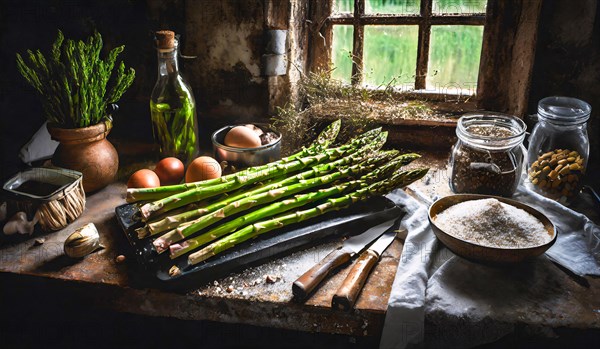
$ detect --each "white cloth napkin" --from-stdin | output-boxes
[379,186,600,349]
[19,121,59,164]
[514,185,600,276]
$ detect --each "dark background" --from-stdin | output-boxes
[0,0,187,180]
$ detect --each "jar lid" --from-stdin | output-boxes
[456,112,526,151]
[538,96,591,125]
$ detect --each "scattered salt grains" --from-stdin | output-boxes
[434,198,551,248]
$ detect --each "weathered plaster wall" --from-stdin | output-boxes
[528,0,600,185]
[184,0,268,128]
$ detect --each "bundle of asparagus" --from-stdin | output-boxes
[16,30,135,128]
[126,121,428,271]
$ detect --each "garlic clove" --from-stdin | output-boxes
[64,223,101,258]
[3,220,19,235]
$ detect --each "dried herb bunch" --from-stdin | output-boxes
[272,70,434,155]
[16,30,135,128]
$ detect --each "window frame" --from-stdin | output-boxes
[329,0,485,90]
[306,0,542,116]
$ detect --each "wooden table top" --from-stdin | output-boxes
[1,150,599,340]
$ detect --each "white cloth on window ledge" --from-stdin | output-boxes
[379,186,600,349]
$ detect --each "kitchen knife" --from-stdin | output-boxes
[331,229,397,311]
[292,218,398,300]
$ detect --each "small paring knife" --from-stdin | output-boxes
[331,230,397,311]
[292,218,398,301]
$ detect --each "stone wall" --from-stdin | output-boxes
[184,0,267,129]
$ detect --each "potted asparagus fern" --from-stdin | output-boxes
[16,30,135,192]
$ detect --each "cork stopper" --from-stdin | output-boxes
[156,30,175,49]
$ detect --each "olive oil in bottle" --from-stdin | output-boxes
[150,30,200,164]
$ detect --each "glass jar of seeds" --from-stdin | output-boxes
[449,113,527,197]
[527,96,591,203]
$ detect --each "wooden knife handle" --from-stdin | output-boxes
[331,250,379,311]
[292,248,352,300]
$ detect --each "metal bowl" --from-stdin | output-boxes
[428,194,557,264]
[212,124,282,170]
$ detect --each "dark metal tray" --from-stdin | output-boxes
[115,196,402,290]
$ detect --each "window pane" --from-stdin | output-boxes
[366,0,420,14]
[332,25,354,84]
[433,0,487,14]
[364,26,418,88]
[426,25,483,93]
[334,0,354,13]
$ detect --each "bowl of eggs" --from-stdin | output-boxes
[212,123,282,170]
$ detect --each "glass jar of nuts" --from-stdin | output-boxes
[449,113,527,197]
[527,96,591,203]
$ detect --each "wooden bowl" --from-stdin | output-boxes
[428,194,557,264]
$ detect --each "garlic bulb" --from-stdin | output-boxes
[64,223,101,258]
[3,211,38,235]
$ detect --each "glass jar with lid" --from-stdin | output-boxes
[449,113,527,197]
[526,96,591,202]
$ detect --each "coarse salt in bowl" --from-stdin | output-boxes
[428,194,557,264]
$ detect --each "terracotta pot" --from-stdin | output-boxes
[47,122,118,193]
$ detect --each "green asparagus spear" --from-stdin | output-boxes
[139,131,388,220]
[125,121,377,203]
[152,147,405,253]
[143,144,408,238]
[185,168,429,265]
[168,153,421,258]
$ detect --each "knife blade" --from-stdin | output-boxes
[331,230,397,311]
[292,218,398,300]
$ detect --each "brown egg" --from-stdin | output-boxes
[154,157,185,185]
[127,169,160,188]
[186,156,222,183]
[224,126,262,148]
